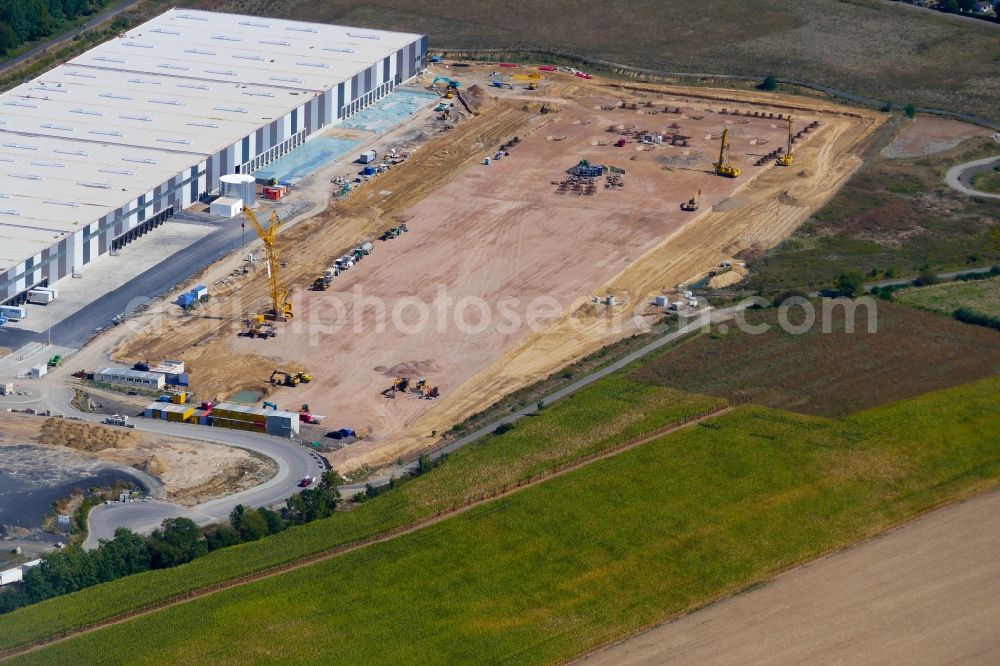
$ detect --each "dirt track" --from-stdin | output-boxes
[581,488,1000,665]
[115,70,883,471]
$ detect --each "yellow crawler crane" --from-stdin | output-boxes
[245,207,293,321]
[777,115,794,166]
[714,128,741,178]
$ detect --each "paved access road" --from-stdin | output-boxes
[82,420,327,549]
[945,155,1000,201]
[0,0,142,76]
[27,384,326,549]
[581,490,1000,665]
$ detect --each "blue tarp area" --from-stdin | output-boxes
[253,137,361,185]
[342,88,439,133]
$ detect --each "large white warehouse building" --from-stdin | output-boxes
[0,9,427,304]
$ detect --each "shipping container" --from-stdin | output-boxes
[27,290,55,305]
[359,149,377,164]
[0,305,28,320]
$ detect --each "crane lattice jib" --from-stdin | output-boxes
[244,208,289,317]
[717,128,729,168]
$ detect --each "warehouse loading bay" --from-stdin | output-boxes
[87,63,880,473]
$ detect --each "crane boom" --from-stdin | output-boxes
[244,207,292,321]
[714,128,741,178]
[777,115,795,166]
[717,128,728,168]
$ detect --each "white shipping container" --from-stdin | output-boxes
[27,290,55,305]
[30,365,47,378]
[359,149,377,163]
[654,295,669,307]
[0,305,27,320]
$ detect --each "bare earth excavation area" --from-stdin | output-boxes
[115,68,882,471]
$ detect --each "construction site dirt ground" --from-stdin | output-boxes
[0,413,276,507]
[113,67,884,472]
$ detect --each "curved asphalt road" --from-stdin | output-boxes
[17,382,325,549]
[945,155,1000,201]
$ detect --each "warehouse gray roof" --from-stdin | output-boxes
[0,8,423,268]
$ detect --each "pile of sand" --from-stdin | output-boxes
[38,418,136,452]
[376,359,442,377]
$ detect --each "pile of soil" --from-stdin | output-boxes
[38,418,136,453]
[376,359,441,377]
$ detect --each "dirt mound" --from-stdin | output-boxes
[777,191,800,206]
[378,360,441,377]
[146,454,170,476]
[38,418,136,452]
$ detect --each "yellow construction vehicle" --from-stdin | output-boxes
[528,81,538,90]
[713,128,741,178]
[776,116,794,167]
[681,189,701,211]
[295,372,312,384]
[270,369,299,387]
[244,208,293,321]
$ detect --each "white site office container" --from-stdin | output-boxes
[30,365,47,378]
[27,289,55,305]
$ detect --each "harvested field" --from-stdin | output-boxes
[116,71,880,471]
[583,487,1000,666]
[630,300,1000,417]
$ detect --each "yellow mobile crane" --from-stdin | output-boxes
[245,208,293,322]
[714,128,741,178]
[777,116,794,166]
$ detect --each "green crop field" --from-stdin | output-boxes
[182,0,1000,121]
[746,137,1000,293]
[10,376,1000,664]
[896,275,1000,318]
[0,378,720,653]
[631,300,1000,417]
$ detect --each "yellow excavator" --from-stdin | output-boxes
[714,128,741,178]
[244,207,293,322]
[681,189,701,211]
[777,116,794,167]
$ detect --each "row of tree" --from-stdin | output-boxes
[0,470,344,614]
[0,0,111,57]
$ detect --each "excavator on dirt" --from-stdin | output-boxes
[269,371,311,386]
[681,189,701,211]
[713,128,741,178]
[776,116,795,167]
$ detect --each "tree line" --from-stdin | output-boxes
[0,0,112,57]
[0,470,344,614]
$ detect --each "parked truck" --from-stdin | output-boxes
[27,288,57,305]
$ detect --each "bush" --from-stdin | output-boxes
[758,75,778,91]
[913,269,939,287]
[493,422,513,436]
[904,103,917,118]
[954,308,1000,331]
[834,271,865,297]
